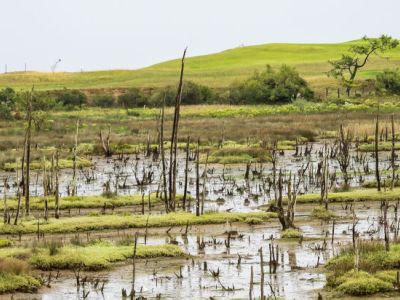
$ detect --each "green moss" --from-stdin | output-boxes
[296,188,400,204]
[0,273,41,294]
[311,206,337,221]
[0,211,276,235]
[358,142,400,152]
[0,193,187,211]
[29,243,185,271]
[335,270,393,296]
[3,156,92,171]
[0,239,12,248]
[281,229,303,239]
[244,217,263,225]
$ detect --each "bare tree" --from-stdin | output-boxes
[168,48,187,210]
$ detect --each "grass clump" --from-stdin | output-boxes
[325,241,400,295]
[296,188,400,204]
[0,258,40,294]
[311,206,337,221]
[244,217,263,225]
[281,228,303,239]
[3,156,92,171]
[0,239,12,248]
[0,193,179,211]
[205,146,271,164]
[29,242,185,271]
[335,270,393,296]
[0,211,276,235]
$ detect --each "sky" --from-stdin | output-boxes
[0,0,399,72]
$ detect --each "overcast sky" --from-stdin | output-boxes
[0,0,399,72]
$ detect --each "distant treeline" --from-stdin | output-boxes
[1,65,400,119]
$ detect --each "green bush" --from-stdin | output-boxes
[228,65,314,104]
[376,69,400,95]
[151,81,215,106]
[0,87,18,119]
[56,89,87,108]
[118,88,148,108]
[92,94,115,107]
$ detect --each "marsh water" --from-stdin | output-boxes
[1,142,398,299]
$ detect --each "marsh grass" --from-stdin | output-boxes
[326,241,400,295]
[311,206,337,221]
[0,258,40,294]
[0,211,276,235]
[281,229,303,239]
[0,193,185,211]
[295,188,400,204]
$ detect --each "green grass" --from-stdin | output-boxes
[295,188,400,204]
[0,239,12,248]
[333,270,393,296]
[204,146,271,164]
[2,156,93,171]
[0,273,40,294]
[0,241,185,271]
[325,242,400,295]
[0,193,181,211]
[311,206,337,221]
[2,40,400,91]
[281,228,303,239]
[0,211,276,235]
[358,142,400,152]
[0,258,41,294]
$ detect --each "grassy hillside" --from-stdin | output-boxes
[1,40,400,91]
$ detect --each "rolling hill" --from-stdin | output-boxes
[1,40,400,92]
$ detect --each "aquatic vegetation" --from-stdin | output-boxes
[311,206,337,221]
[281,228,303,239]
[0,258,40,294]
[296,188,400,203]
[334,270,393,296]
[29,242,185,271]
[0,239,12,248]
[0,211,276,235]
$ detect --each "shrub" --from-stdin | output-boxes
[228,65,314,104]
[92,94,115,107]
[118,88,148,108]
[56,89,87,108]
[376,69,400,95]
[0,87,18,119]
[150,81,215,106]
[32,94,57,111]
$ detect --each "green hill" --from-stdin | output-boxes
[1,40,399,92]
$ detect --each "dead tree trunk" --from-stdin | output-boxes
[71,120,79,196]
[182,136,190,210]
[25,88,33,216]
[14,168,21,225]
[160,99,168,212]
[55,150,60,219]
[375,115,381,191]
[391,114,396,190]
[195,139,200,217]
[3,178,8,224]
[99,125,112,157]
[168,48,187,211]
